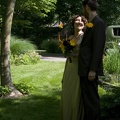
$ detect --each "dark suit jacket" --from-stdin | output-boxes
[78,15,106,76]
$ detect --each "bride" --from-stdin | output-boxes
[60,15,87,120]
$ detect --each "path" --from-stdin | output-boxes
[40,55,66,62]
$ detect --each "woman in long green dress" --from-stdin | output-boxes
[60,15,87,120]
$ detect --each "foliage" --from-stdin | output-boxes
[0,86,10,96]
[0,0,6,25]
[15,0,57,17]
[0,0,57,22]
[0,83,34,96]
[14,83,35,94]
[10,52,40,65]
[10,36,37,55]
[98,0,120,25]
[103,41,120,74]
[56,0,82,23]
[100,86,120,119]
[0,0,57,42]
[98,85,106,97]
[41,39,61,53]
[99,68,120,119]
[1,0,120,51]
[13,0,57,35]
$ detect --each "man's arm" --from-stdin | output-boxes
[88,19,106,80]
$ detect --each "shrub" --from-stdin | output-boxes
[100,87,120,119]
[0,86,10,96]
[10,36,40,65]
[10,52,40,65]
[14,83,35,94]
[10,36,37,55]
[99,71,120,119]
[104,41,120,74]
[0,83,34,96]
[41,39,61,53]
[98,85,106,97]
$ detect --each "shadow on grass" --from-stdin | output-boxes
[0,94,61,120]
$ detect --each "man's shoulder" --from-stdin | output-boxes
[93,16,105,27]
[95,16,104,23]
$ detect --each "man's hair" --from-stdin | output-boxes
[82,0,98,11]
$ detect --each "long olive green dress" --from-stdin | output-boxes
[60,35,84,120]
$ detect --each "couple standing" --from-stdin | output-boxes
[60,0,106,120]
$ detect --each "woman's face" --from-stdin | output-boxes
[74,16,84,31]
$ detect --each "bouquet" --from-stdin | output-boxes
[58,22,76,62]
[59,36,76,63]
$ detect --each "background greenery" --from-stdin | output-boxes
[1,0,120,50]
[10,36,40,65]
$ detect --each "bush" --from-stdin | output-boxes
[10,36,37,55]
[14,83,35,94]
[10,52,40,65]
[0,86,10,96]
[100,87,120,119]
[0,83,34,96]
[10,36,40,65]
[104,41,120,74]
[99,73,120,119]
[98,85,106,97]
[41,39,61,53]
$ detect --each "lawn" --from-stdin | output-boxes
[0,60,120,120]
[0,61,65,120]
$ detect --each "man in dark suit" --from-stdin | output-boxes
[78,0,106,120]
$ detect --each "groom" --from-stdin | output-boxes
[78,0,106,120]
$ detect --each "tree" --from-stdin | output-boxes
[0,0,57,38]
[11,0,57,43]
[56,0,120,26]
[56,0,82,23]
[98,0,120,26]
[0,0,57,97]
[0,0,22,97]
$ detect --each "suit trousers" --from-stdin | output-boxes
[80,76,101,120]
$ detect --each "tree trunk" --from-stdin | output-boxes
[0,0,22,98]
[1,0,16,89]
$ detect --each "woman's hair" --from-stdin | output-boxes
[70,15,87,34]
[64,15,87,36]
[82,0,98,11]
[71,15,87,27]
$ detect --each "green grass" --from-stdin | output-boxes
[1,60,119,120]
[0,61,65,120]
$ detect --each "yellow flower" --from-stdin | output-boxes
[59,41,65,52]
[59,23,63,28]
[86,22,93,28]
[70,39,76,46]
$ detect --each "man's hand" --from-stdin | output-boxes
[88,71,96,81]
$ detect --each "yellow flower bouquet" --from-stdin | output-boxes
[59,37,76,62]
[59,38,76,53]
[58,23,76,62]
